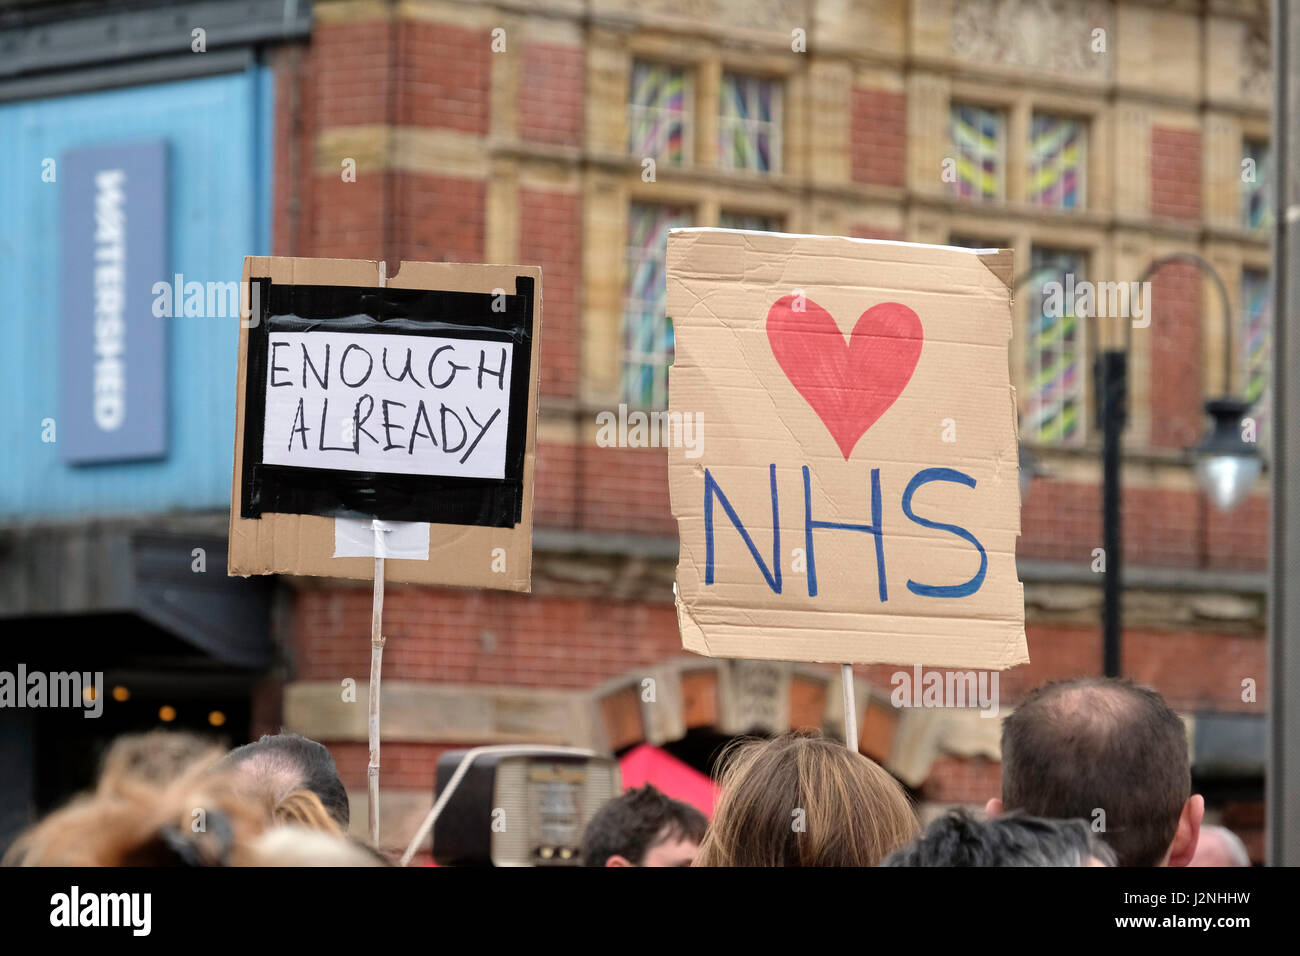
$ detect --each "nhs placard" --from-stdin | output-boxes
[59,140,169,464]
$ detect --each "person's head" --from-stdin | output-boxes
[882,809,1117,867]
[1188,825,1250,867]
[989,677,1202,867]
[581,785,707,867]
[693,731,920,867]
[3,733,270,867]
[217,733,350,830]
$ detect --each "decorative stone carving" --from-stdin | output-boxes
[951,0,1113,79]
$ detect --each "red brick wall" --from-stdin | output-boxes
[308,174,389,259]
[293,589,680,688]
[398,22,490,133]
[851,224,905,241]
[1020,479,1268,571]
[394,172,486,263]
[1148,260,1205,450]
[533,443,675,535]
[861,623,1267,714]
[518,43,585,145]
[313,20,394,127]
[850,88,906,187]
[520,189,582,397]
[1150,126,1202,220]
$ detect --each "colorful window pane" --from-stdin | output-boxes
[628,62,690,166]
[718,211,781,232]
[719,73,782,173]
[622,203,693,408]
[1026,247,1087,446]
[1241,268,1272,449]
[949,104,1005,202]
[1028,113,1086,210]
[1242,140,1273,231]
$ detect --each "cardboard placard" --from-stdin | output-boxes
[666,230,1027,669]
[228,257,540,591]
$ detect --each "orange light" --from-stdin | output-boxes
[82,686,96,702]
[208,710,227,727]
[112,686,130,702]
[158,705,176,722]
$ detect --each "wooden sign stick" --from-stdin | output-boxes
[841,663,858,752]
[367,261,389,847]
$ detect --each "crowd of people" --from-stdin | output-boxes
[0,675,1251,867]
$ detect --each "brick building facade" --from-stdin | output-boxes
[256,0,1272,859]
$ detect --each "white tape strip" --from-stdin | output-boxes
[333,518,430,559]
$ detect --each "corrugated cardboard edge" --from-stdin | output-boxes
[227,256,541,592]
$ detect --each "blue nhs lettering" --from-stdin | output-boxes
[702,465,988,601]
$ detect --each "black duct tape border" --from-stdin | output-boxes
[239,275,535,529]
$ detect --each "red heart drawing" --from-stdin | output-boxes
[766,295,923,460]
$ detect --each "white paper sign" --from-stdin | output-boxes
[261,331,513,480]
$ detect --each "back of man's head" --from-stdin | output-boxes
[580,785,708,867]
[998,677,1194,867]
[882,809,1116,867]
[218,733,350,829]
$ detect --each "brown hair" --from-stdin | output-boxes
[693,731,919,867]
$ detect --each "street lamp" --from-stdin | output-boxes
[1133,253,1262,515]
[1195,398,1263,511]
[1015,254,1260,678]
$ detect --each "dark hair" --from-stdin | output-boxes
[1000,677,1190,867]
[218,733,350,828]
[882,809,1117,867]
[580,785,707,866]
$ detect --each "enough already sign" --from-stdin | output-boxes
[229,257,541,591]
[666,230,1027,670]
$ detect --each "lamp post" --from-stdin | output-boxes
[1094,253,1262,677]
[1014,255,1260,678]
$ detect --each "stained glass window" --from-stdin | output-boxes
[718,211,781,232]
[1028,113,1086,210]
[719,73,781,173]
[1242,140,1273,231]
[628,62,691,166]
[1025,247,1087,445]
[949,104,1005,202]
[1241,268,1272,449]
[622,203,693,408]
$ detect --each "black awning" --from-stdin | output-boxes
[0,520,274,669]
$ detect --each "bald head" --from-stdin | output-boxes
[1189,825,1250,867]
[218,733,349,828]
[1000,678,1192,867]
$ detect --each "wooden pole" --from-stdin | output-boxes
[841,663,858,752]
[368,519,386,846]
[367,261,389,847]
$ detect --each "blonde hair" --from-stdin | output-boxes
[694,731,920,867]
[3,733,269,867]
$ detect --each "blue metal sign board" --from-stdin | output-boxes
[59,139,169,464]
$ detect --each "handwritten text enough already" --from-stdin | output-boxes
[260,331,513,481]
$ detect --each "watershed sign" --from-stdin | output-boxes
[59,140,169,464]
